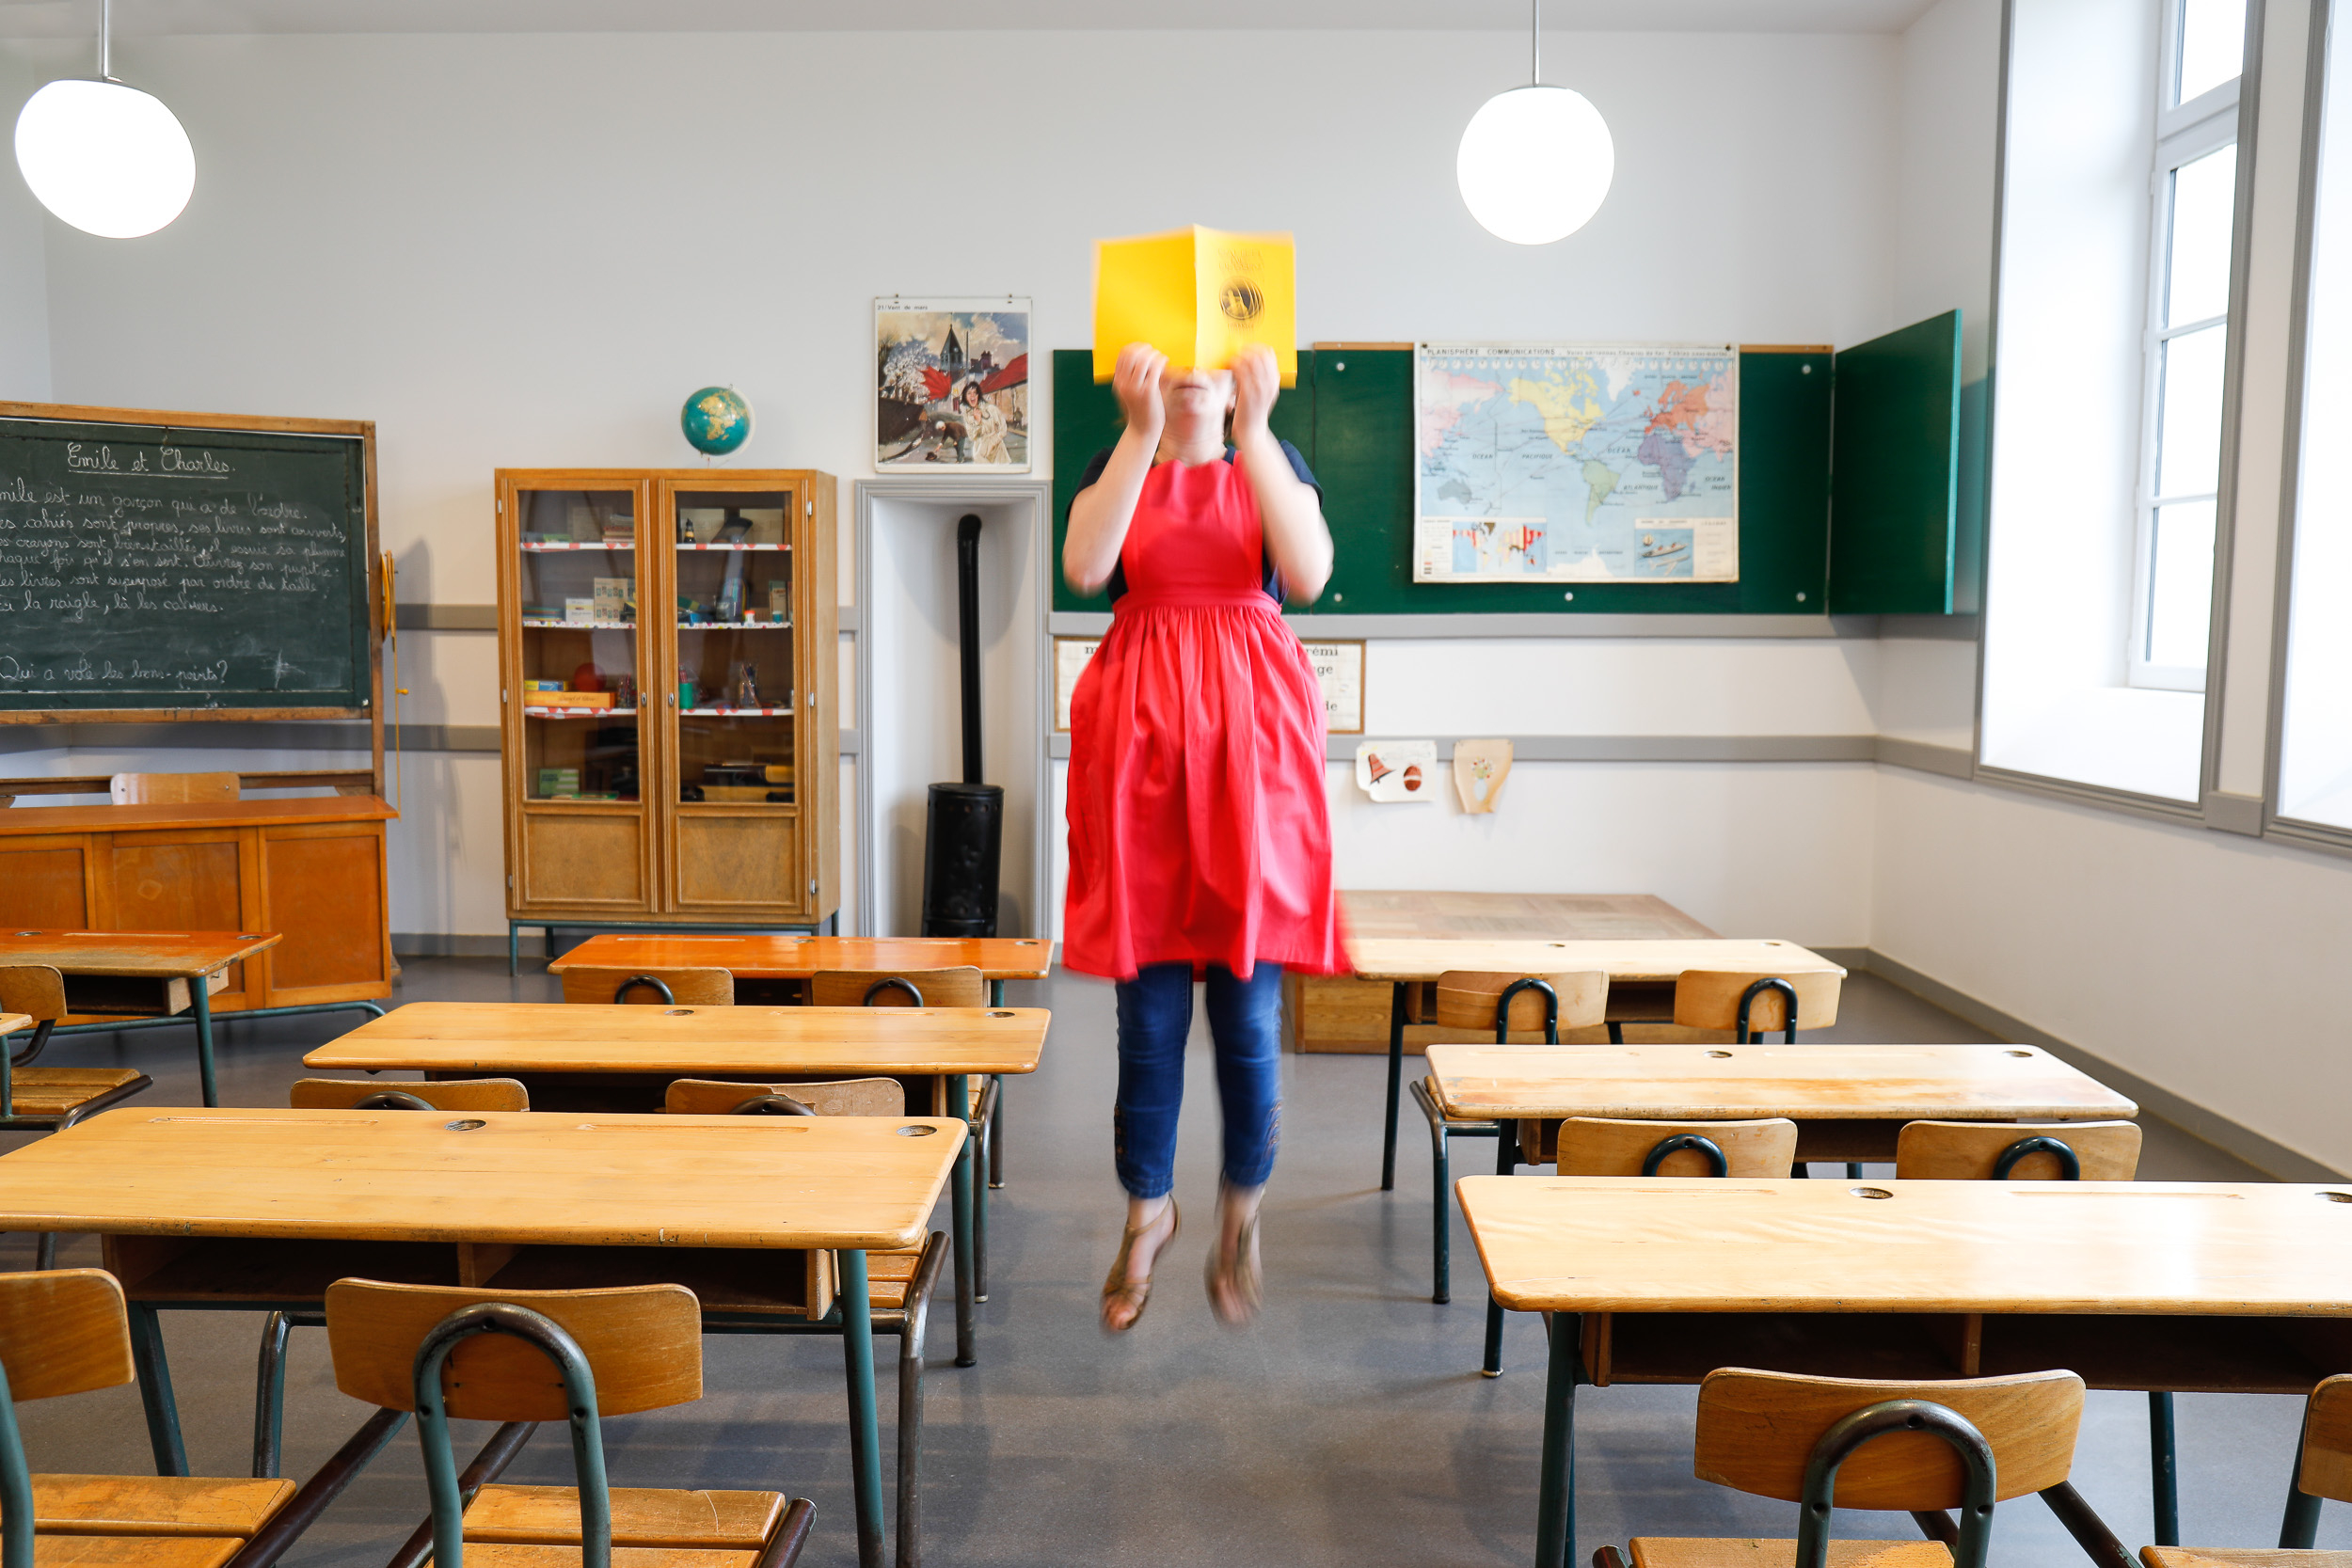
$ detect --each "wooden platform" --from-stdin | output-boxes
[1291,892,1718,1054]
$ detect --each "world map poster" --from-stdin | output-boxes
[1412,342,1739,584]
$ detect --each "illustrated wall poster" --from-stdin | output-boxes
[1355,739,1437,803]
[1452,738,1514,814]
[1413,342,1739,584]
[876,296,1031,472]
[1298,640,1364,734]
[1052,637,1099,731]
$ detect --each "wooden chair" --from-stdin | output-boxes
[557,966,735,1006]
[291,1078,531,1114]
[109,772,238,806]
[0,1268,402,1568]
[1673,969,1844,1042]
[1895,1116,2169,1545]
[322,1279,815,1568]
[1481,1116,1796,1380]
[1406,971,1609,1307]
[2177,1373,2352,1565]
[664,1077,946,1566]
[0,965,153,1267]
[1595,1367,2122,1568]
[810,964,1001,1313]
[1895,1120,2142,1181]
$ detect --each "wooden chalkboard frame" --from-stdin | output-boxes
[0,400,383,792]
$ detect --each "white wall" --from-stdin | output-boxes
[3,23,1910,941]
[0,49,49,402]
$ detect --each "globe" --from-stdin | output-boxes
[681,386,753,456]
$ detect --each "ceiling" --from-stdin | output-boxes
[0,0,1940,38]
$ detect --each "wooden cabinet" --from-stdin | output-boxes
[495,469,838,928]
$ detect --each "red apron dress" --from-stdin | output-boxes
[1063,451,1345,982]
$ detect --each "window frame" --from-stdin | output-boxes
[2127,61,2243,693]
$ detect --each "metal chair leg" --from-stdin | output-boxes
[1483,1121,1518,1376]
[987,1074,1005,1191]
[1846,1163,1866,1179]
[2150,1390,2179,1546]
[895,1232,947,1568]
[254,1312,294,1478]
[1409,1077,1457,1304]
[33,1232,56,1271]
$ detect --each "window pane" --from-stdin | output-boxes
[2167,146,2236,326]
[2147,499,2217,668]
[2155,322,2227,498]
[2178,0,2248,103]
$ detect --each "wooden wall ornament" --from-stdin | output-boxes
[1453,738,1513,814]
[1355,739,1437,803]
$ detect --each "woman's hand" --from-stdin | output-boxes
[1230,344,1279,440]
[1112,343,1168,438]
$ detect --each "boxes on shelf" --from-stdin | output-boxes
[529,690,614,710]
[536,767,581,798]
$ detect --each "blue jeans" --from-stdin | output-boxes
[1112,961,1284,1199]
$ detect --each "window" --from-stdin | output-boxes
[2129,0,2245,690]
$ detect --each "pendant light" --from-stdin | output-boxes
[1456,0,1614,245]
[14,0,195,239]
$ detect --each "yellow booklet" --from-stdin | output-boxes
[1093,226,1296,388]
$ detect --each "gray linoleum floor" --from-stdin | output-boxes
[1,959,2338,1568]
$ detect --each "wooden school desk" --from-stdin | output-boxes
[1296,892,1718,1054]
[0,1105,962,1568]
[306,999,1052,1366]
[0,928,284,1106]
[1458,1175,2352,1568]
[1351,937,1848,1188]
[540,933,1056,999]
[1422,1041,2137,1164]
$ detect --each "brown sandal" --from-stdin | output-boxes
[1205,1197,1263,1327]
[1101,1199,1178,1333]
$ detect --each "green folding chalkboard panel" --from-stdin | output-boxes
[1052,345,1834,615]
[1051,349,1317,612]
[1827,309,1964,613]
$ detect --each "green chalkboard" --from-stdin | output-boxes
[0,417,373,713]
[1828,310,1964,613]
[1052,346,1834,615]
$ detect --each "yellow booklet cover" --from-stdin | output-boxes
[1093,226,1296,388]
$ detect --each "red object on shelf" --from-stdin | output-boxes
[570,662,604,692]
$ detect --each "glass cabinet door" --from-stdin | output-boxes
[515,488,644,803]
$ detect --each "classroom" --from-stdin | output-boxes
[0,1,2344,1566]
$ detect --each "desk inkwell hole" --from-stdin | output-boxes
[2006,1049,2032,1057]
[12,932,37,937]
[1850,1186,1892,1199]
[665,1008,694,1016]
[2320,1192,2352,1203]
[1705,1050,1733,1059]
[445,1119,486,1132]
[897,1125,938,1137]
[989,1010,1015,1019]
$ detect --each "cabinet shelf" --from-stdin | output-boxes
[523,619,638,629]
[677,622,791,631]
[521,541,637,552]
[675,542,790,552]
[680,706,793,718]
[523,706,638,719]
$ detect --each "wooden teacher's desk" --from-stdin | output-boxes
[0,927,282,1107]
[0,1105,961,1568]
[0,795,395,1017]
[1422,1040,2137,1163]
[1351,936,1848,1187]
[1459,1175,2352,1568]
[306,999,1051,1366]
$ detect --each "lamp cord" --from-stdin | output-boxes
[1532,0,1541,86]
[99,0,111,80]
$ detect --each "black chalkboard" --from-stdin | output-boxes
[0,417,373,714]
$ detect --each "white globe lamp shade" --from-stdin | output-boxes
[15,78,194,239]
[1456,84,1613,245]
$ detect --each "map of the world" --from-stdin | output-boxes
[1413,342,1740,583]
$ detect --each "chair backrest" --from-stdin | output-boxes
[0,968,67,1027]
[1674,969,1844,1037]
[558,966,735,1006]
[1695,1367,2083,1510]
[292,1078,532,1114]
[0,1269,135,1403]
[110,771,239,806]
[324,1279,700,1420]
[664,1077,906,1117]
[1431,971,1609,1037]
[1553,1117,1798,1178]
[1893,1120,2142,1181]
[808,967,987,1008]
[2299,1374,2352,1503]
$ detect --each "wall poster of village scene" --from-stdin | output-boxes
[875,297,1031,472]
